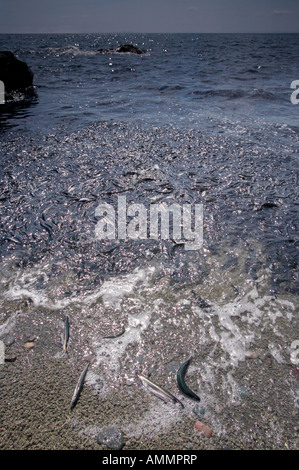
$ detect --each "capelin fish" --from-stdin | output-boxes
[63,316,70,353]
[137,374,184,409]
[103,326,126,339]
[177,357,200,401]
[70,362,90,410]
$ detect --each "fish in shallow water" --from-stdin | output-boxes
[137,374,184,409]
[63,316,70,353]
[70,362,90,409]
[177,357,200,401]
[103,326,126,339]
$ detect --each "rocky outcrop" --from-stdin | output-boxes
[116,44,144,54]
[0,51,34,91]
[97,44,145,55]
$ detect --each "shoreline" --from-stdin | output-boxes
[1,305,298,451]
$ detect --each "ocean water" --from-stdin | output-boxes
[0,33,298,448]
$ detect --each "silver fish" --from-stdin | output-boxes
[137,374,184,409]
[103,326,126,339]
[63,316,70,353]
[70,362,90,409]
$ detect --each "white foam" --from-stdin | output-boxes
[82,266,155,309]
[0,311,18,338]
[123,400,184,440]
[1,252,297,442]
[5,265,156,311]
[91,309,152,377]
[193,286,295,369]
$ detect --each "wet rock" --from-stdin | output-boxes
[97,426,124,450]
[194,421,212,438]
[0,51,34,91]
[193,403,206,418]
[97,44,145,55]
[290,367,299,378]
[3,335,15,347]
[245,350,259,359]
[116,44,144,54]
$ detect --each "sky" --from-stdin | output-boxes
[0,0,299,34]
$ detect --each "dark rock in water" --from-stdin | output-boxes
[116,44,144,54]
[97,44,145,55]
[97,426,124,450]
[0,51,34,91]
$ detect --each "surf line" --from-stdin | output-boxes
[94,195,203,251]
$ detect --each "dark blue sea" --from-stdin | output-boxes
[0,34,298,449]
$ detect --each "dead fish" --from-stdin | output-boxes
[103,326,126,339]
[191,290,212,311]
[177,357,200,401]
[63,316,70,353]
[4,237,21,244]
[70,362,90,409]
[137,374,184,409]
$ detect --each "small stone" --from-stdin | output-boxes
[5,356,17,362]
[23,341,35,349]
[193,403,205,417]
[245,350,258,359]
[135,355,144,364]
[4,335,15,347]
[97,426,124,450]
[239,385,251,397]
[290,367,299,378]
[194,421,212,438]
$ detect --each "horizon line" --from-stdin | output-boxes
[0,31,299,35]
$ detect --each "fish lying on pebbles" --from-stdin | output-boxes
[137,374,184,409]
[70,362,90,409]
[177,357,200,401]
[63,316,70,353]
[103,326,126,339]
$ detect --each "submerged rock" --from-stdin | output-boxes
[97,426,124,450]
[0,51,34,91]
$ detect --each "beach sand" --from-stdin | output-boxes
[1,304,298,451]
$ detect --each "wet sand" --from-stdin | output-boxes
[1,306,298,451]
